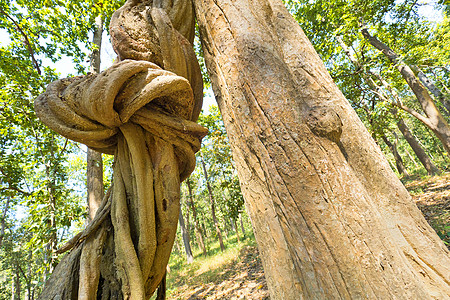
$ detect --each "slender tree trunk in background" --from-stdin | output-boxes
[186,178,207,256]
[362,29,450,155]
[396,118,440,175]
[185,198,191,234]
[26,251,32,300]
[12,267,21,300]
[195,1,450,298]
[0,197,10,248]
[200,153,225,252]
[234,218,240,242]
[412,65,450,116]
[178,205,194,263]
[87,14,104,222]
[48,185,57,273]
[338,36,441,176]
[380,132,409,176]
[239,214,246,239]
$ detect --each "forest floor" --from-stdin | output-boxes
[164,172,449,300]
[403,172,450,247]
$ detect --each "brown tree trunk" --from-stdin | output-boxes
[0,197,10,248]
[200,153,225,252]
[239,214,246,239]
[412,65,450,116]
[194,1,450,299]
[381,133,409,176]
[396,118,440,175]
[234,218,240,242]
[12,267,21,300]
[87,14,104,222]
[178,204,194,263]
[380,132,409,176]
[338,36,440,176]
[186,178,207,256]
[362,29,450,155]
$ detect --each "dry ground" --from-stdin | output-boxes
[167,173,449,299]
[404,172,450,247]
[167,243,269,300]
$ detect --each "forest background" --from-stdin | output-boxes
[0,0,449,298]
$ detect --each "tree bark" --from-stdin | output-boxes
[186,178,207,256]
[396,118,440,175]
[200,153,225,252]
[178,203,194,263]
[412,65,450,116]
[362,28,450,155]
[194,1,450,299]
[87,14,104,222]
[380,132,409,176]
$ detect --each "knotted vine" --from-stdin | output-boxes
[34,0,206,298]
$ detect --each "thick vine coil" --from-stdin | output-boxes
[35,0,206,298]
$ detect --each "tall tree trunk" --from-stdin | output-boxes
[239,214,246,239]
[396,118,440,175]
[87,14,104,222]
[26,251,32,300]
[178,204,194,263]
[47,182,57,273]
[12,267,21,300]
[337,36,440,176]
[200,153,225,252]
[234,218,240,242]
[186,178,207,256]
[362,29,450,155]
[0,197,10,248]
[380,132,409,176]
[412,65,450,116]
[194,1,450,299]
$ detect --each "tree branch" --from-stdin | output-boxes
[0,7,42,75]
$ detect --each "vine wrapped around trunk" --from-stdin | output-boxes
[34,0,206,298]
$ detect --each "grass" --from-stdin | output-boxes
[150,233,259,299]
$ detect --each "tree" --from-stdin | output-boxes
[361,28,450,155]
[86,10,104,222]
[178,199,194,263]
[186,177,207,256]
[286,0,450,170]
[194,0,450,298]
[336,35,440,175]
[200,152,226,252]
[34,0,207,298]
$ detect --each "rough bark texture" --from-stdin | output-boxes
[362,28,450,155]
[34,0,206,298]
[194,1,450,299]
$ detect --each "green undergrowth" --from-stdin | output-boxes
[156,233,258,299]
